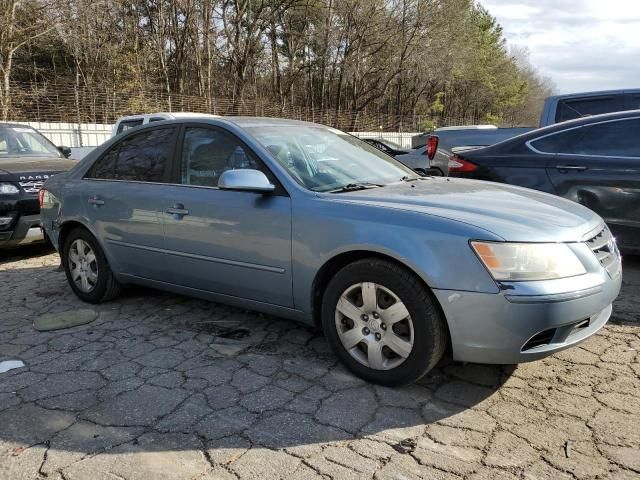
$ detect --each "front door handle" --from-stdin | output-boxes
[166,203,189,218]
[88,196,105,206]
[556,165,588,172]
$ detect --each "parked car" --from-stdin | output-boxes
[362,138,410,157]
[540,88,640,127]
[412,125,535,149]
[0,123,75,248]
[41,117,621,386]
[408,126,536,177]
[394,136,442,175]
[112,112,219,137]
[448,110,640,253]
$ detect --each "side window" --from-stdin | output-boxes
[571,118,640,157]
[529,127,586,154]
[116,119,143,134]
[555,96,623,123]
[91,147,118,179]
[181,127,258,187]
[16,131,51,153]
[88,127,176,182]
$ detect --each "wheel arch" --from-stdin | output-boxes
[57,220,107,264]
[58,220,91,252]
[310,250,447,333]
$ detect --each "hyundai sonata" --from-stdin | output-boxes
[40,117,622,385]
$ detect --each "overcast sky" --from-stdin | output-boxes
[479,0,640,94]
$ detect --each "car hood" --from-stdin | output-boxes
[0,156,76,180]
[327,178,602,242]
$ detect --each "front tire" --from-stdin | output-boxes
[321,259,447,386]
[62,227,122,303]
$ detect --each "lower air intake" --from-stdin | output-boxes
[522,328,556,351]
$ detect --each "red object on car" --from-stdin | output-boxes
[448,154,478,173]
[423,135,439,160]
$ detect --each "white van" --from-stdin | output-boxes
[112,112,220,137]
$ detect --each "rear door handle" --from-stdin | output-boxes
[88,196,105,206]
[166,203,189,218]
[556,165,588,172]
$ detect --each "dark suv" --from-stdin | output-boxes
[449,110,640,253]
[0,123,75,248]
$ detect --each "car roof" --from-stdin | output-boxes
[0,122,36,129]
[545,88,640,102]
[435,125,498,131]
[116,114,320,129]
[464,109,640,155]
[217,116,321,128]
[116,112,221,121]
[510,109,640,142]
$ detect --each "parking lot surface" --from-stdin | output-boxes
[1,246,639,480]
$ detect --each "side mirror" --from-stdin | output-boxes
[58,146,72,158]
[218,169,275,193]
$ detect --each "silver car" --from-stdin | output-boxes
[40,117,622,386]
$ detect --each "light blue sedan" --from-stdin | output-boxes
[39,117,622,385]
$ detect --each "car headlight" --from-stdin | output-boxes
[0,183,20,194]
[471,241,586,281]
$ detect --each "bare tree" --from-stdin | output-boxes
[0,0,56,119]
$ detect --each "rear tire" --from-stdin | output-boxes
[62,227,122,303]
[321,258,447,386]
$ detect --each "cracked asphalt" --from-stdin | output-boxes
[0,245,639,480]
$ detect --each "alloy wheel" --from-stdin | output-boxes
[334,282,414,370]
[68,239,98,293]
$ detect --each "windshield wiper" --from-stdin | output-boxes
[327,182,385,193]
[400,175,422,182]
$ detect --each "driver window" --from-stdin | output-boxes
[181,127,258,187]
[17,132,49,153]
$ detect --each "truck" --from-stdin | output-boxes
[406,88,640,176]
[539,88,640,127]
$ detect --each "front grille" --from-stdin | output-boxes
[18,180,44,194]
[522,328,556,351]
[585,225,621,278]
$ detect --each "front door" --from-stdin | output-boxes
[545,117,640,249]
[81,126,178,279]
[161,125,293,307]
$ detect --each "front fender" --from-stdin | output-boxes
[291,196,500,314]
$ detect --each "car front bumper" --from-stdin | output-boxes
[433,269,622,364]
[0,213,45,248]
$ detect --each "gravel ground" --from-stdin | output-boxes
[0,245,638,480]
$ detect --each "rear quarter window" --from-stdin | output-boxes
[116,119,144,134]
[529,127,587,154]
[87,127,177,182]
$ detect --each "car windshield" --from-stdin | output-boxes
[246,125,418,192]
[0,125,60,157]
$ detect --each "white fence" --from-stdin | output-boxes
[17,122,112,148]
[10,121,421,159]
[349,131,420,149]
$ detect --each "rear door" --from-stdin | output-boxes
[544,117,640,247]
[82,126,178,279]
[160,125,294,307]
